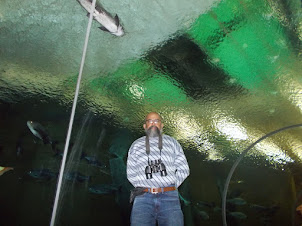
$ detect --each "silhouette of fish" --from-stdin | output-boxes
[81,152,104,168]
[64,171,91,182]
[53,142,74,159]
[193,206,209,220]
[89,184,120,195]
[227,197,246,206]
[227,211,247,220]
[250,204,280,216]
[27,169,57,180]
[27,121,52,144]
[77,0,124,36]
[27,121,58,152]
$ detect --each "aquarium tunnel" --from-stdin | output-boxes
[1,0,302,225]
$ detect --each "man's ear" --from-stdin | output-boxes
[143,124,146,130]
[161,123,164,129]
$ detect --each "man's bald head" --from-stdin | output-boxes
[145,112,162,121]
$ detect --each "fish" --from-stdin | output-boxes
[226,197,246,206]
[250,204,269,211]
[88,184,120,195]
[193,206,209,220]
[227,211,247,220]
[197,210,209,220]
[77,0,124,36]
[53,142,73,159]
[27,121,58,152]
[250,204,279,216]
[81,152,104,168]
[213,206,221,212]
[27,169,57,180]
[27,121,52,145]
[64,171,91,182]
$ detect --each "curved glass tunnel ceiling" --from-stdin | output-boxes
[1,0,302,225]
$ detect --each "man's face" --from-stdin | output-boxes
[143,113,163,137]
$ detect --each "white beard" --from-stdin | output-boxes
[146,126,162,137]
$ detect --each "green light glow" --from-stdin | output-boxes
[89,60,188,107]
[187,0,292,89]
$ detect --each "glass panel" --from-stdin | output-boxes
[0,0,301,225]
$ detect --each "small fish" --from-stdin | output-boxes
[53,142,73,159]
[64,171,91,182]
[226,197,246,206]
[193,207,209,220]
[27,169,57,180]
[27,121,52,144]
[227,211,247,220]
[198,210,209,220]
[81,152,104,168]
[250,204,268,210]
[213,206,221,212]
[77,0,124,36]
[250,204,274,211]
[88,184,120,195]
[250,204,279,216]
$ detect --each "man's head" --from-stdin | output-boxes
[143,112,164,137]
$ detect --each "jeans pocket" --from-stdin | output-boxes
[134,191,147,202]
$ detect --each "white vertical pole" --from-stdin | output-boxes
[49,0,97,225]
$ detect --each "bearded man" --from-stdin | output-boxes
[126,112,190,226]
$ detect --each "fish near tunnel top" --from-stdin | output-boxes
[77,0,125,37]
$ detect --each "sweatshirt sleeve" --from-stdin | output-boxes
[174,139,190,188]
[126,142,137,187]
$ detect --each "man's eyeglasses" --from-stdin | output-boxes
[145,119,161,124]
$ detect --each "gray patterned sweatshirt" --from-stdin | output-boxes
[126,134,190,188]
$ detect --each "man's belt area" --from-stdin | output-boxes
[144,186,176,194]
[130,186,176,203]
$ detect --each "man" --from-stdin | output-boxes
[126,112,190,226]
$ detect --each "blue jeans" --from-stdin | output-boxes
[130,190,184,226]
